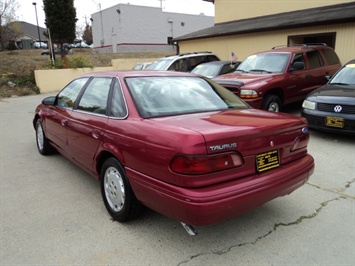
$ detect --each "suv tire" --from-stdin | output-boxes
[262,95,282,112]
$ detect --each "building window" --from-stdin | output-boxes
[288,32,336,48]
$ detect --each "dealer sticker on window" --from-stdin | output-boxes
[256,150,280,172]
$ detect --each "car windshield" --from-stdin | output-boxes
[330,63,355,86]
[126,76,249,118]
[191,64,221,78]
[237,53,290,73]
[146,58,174,70]
[133,64,144,70]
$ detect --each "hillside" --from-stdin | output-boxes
[0,48,170,98]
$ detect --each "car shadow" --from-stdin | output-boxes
[282,101,303,116]
[309,129,355,143]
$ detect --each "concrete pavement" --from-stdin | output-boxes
[1,94,354,265]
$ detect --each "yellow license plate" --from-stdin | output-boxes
[256,150,280,173]
[325,116,344,128]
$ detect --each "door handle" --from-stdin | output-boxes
[92,129,101,139]
[305,75,310,79]
[61,119,68,126]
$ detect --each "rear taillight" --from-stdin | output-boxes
[170,152,243,175]
[291,132,309,151]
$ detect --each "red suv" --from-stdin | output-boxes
[213,44,342,112]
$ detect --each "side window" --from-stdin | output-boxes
[322,49,340,65]
[290,53,305,71]
[169,59,188,72]
[307,50,324,69]
[207,55,220,62]
[56,78,89,108]
[110,79,127,117]
[168,60,179,71]
[189,56,206,70]
[292,53,305,64]
[77,77,111,114]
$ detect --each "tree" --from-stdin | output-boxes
[43,0,77,58]
[82,24,92,45]
[0,0,20,50]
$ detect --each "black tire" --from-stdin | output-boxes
[100,158,143,222]
[262,95,282,112]
[35,119,55,155]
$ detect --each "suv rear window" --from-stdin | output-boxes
[322,49,340,65]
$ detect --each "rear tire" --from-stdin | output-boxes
[100,158,143,222]
[262,95,282,112]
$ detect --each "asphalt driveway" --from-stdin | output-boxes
[1,94,354,265]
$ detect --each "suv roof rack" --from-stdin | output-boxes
[272,43,328,49]
[177,51,212,57]
[164,51,213,57]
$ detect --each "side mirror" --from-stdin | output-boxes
[290,62,305,72]
[42,96,56,105]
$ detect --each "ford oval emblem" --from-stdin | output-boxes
[302,127,308,134]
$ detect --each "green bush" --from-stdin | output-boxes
[44,54,93,69]
[69,54,92,68]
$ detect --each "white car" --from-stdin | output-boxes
[33,42,47,48]
[147,52,220,72]
[132,62,152,70]
[75,41,90,48]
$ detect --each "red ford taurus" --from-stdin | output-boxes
[33,71,314,234]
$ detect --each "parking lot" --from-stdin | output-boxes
[1,93,354,265]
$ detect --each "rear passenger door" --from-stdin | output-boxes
[287,50,328,103]
[304,50,328,92]
[66,77,112,173]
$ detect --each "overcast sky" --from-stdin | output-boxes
[18,0,215,28]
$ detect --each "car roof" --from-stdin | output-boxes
[160,52,217,60]
[345,59,355,65]
[255,44,334,54]
[81,70,199,78]
[197,61,239,66]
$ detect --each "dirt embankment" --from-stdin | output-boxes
[0,48,170,98]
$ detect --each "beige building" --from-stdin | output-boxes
[174,0,355,64]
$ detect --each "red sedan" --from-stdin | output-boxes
[33,71,314,234]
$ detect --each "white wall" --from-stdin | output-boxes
[91,4,214,54]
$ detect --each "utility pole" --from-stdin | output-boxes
[32,2,42,47]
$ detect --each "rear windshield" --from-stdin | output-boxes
[330,63,355,86]
[126,76,249,118]
[191,64,222,78]
[146,58,173,70]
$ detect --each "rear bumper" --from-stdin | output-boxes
[128,154,314,226]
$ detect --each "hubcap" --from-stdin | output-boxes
[104,166,125,212]
[268,102,280,112]
[36,124,44,150]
